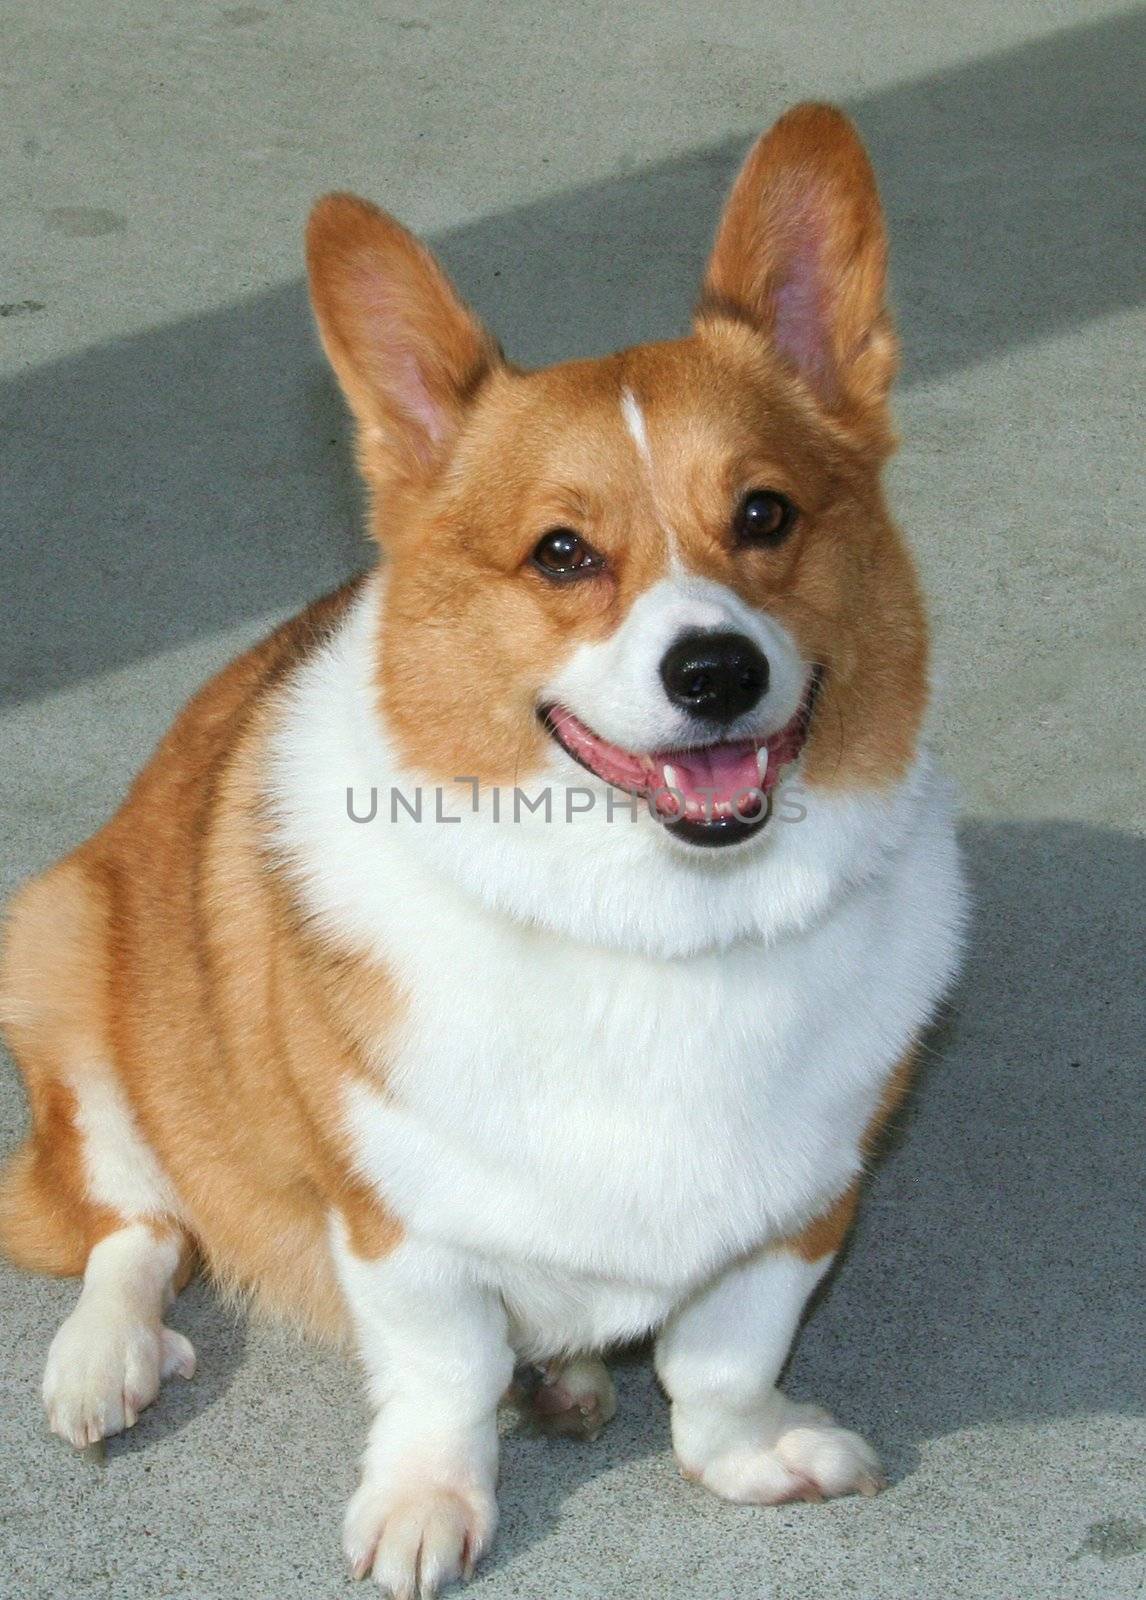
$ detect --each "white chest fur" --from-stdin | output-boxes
[269,586,965,1354]
[340,805,956,1349]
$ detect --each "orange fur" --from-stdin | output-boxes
[0,862,123,1271]
[1,582,401,1340]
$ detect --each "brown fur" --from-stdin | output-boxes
[0,581,401,1341]
[0,859,123,1272]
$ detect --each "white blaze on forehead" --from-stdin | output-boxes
[620,386,680,564]
[620,387,652,467]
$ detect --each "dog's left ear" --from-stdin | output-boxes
[700,104,896,430]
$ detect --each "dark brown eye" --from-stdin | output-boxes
[734,489,798,547]
[531,528,603,581]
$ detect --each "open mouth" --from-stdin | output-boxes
[538,671,820,849]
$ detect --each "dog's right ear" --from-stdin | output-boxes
[306,194,500,495]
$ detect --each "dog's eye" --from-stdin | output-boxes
[734,490,798,547]
[531,528,603,581]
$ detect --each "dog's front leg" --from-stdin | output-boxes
[333,1226,513,1596]
[655,1226,883,1506]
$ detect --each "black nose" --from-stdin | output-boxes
[659,630,769,724]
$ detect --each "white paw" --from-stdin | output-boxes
[42,1301,195,1447]
[530,1355,617,1440]
[344,1474,497,1596]
[680,1400,884,1505]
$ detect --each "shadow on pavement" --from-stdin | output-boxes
[489,817,1145,1569]
[3,8,1143,705]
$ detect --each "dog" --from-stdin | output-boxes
[1,103,965,1596]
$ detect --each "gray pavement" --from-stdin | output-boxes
[1,3,1143,1596]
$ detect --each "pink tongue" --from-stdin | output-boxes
[666,742,761,811]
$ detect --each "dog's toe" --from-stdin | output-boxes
[43,1304,195,1448]
[345,1476,496,1596]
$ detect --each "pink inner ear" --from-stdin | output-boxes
[771,236,834,397]
[395,351,447,450]
[357,266,450,457]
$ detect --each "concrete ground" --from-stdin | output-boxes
[2,1,1143,1595]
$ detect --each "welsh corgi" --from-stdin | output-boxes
[1,104,965,1596]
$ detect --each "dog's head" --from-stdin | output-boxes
[305,105,930,943]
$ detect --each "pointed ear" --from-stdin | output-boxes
[306,193,500,492]
[699,104,896,425]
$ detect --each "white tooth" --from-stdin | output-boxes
[662,764,679,793]
[756,746,769,784]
